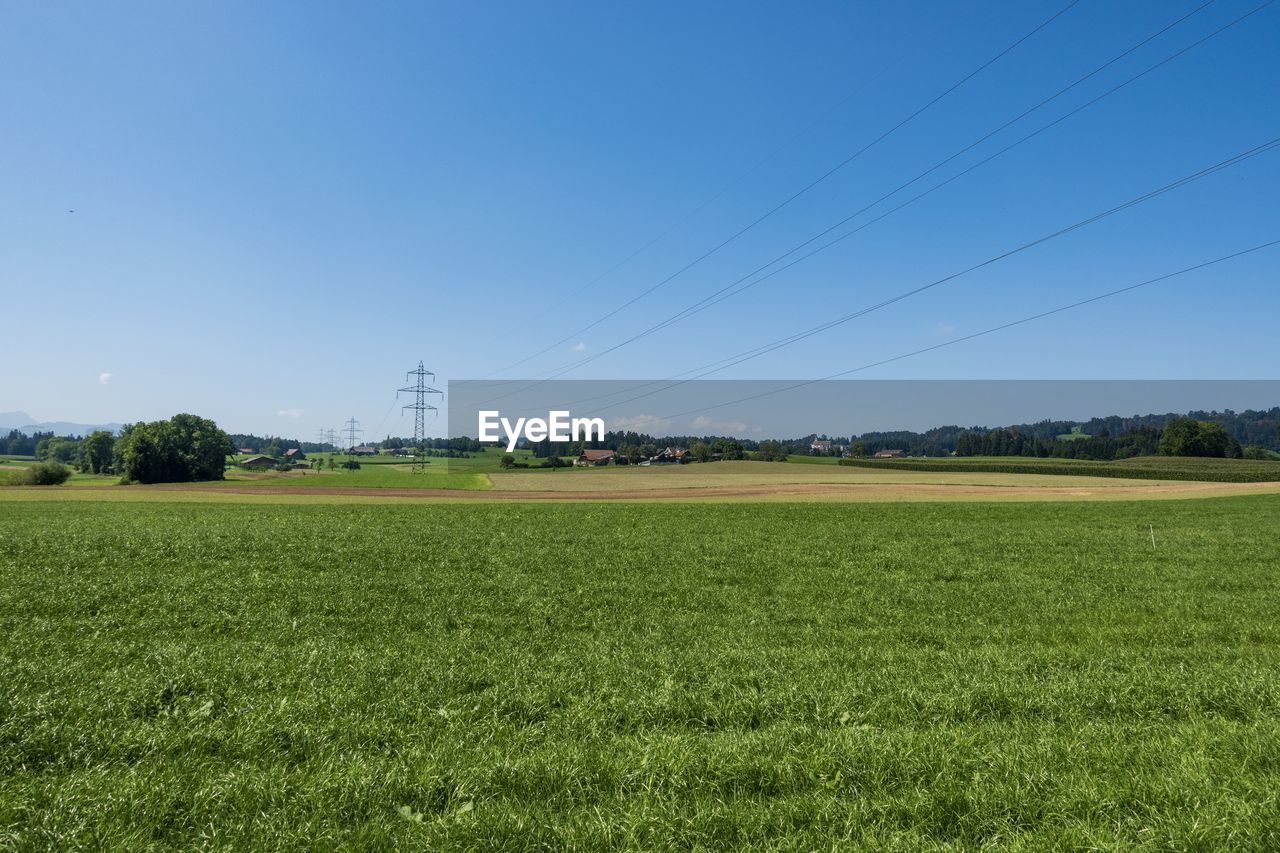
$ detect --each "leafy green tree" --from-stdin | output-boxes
[1158,418,1202,457]
[1159,418,1230,458]
[716,438,745,460]
[499,454,516,469]
[117,414,233,483]
[690,440,714,462]
[82,430,115,474]
[1198,422,1230,457]
[342,459,361,471]
[757,440,787,462]
[36,436,81,464]
[849,441,868,458]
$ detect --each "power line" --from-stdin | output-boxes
[481,0,1083,378]
[597,238,1280,432]
[496,0,1260,396]
[557,136,1280,420]
[499,12,950,334]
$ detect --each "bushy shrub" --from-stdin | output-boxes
[11,461,73,486]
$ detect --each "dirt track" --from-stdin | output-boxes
[132,480,1280,502]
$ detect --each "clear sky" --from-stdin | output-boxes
[3,1,1277,439]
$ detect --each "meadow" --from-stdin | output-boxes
[2,494,1279,848]
[488,460,1161,492]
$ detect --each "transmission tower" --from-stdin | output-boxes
[325,428,338,448]
[398,361,443,471]
[343,416,363,452]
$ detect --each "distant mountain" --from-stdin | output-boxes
[0,412,124,437]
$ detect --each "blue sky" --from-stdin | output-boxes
[3,1,1277,438]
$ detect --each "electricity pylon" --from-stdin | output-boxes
[398,361,443,472]
[343,416,362,452]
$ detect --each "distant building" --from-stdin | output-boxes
[873,449,905,458]
[651,447,689,464]
[237,447,254,455]
[576,448,616,466]
[284,448,305,461]
[350,445,379,456]
[239,455,275,470]
[811,439,833,453]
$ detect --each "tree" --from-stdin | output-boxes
[37,436,81,464]
[690,440,714,462]
[848,440,868,458]
[1159,417,1229,458]
[757,440,787,462]
[342,459,361,471]
[499,454,516,469]
[116,414,234,483]
[717,438,746,461]
[82,430,115,474]
[1198,421,1230,458]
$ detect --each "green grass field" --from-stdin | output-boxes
[2,495,1278,848]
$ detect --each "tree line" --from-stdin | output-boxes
[6,415,234,484]
[790,407,1280,459]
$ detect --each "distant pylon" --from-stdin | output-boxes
[343,416,362,451]
[398,361,443,449]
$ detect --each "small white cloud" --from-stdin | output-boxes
[98,372,112,385]
[610,413,672,433]
[691,415,752,434]
[571,341,587,352]
[277,408,305,418]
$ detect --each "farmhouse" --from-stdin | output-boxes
[576,448,616,466]
[284,448,305,461]
[651,447,689,464]
[350,445,379,456]
[239,455,275,470]
[811,439,847,454]
[237,447,254,455]
[874,449,905,458]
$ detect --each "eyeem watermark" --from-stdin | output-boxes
[478,410,605,451]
